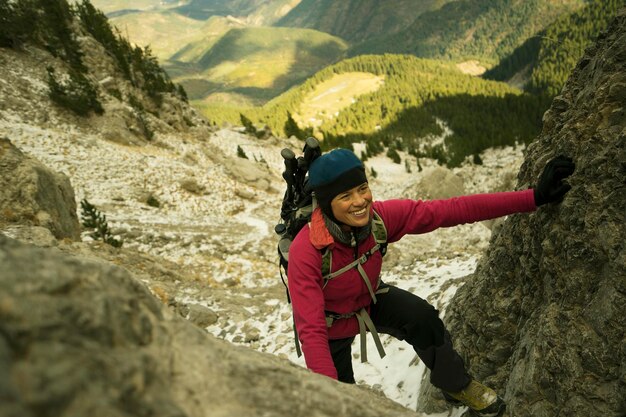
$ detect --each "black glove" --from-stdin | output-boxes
[534,155,575,206]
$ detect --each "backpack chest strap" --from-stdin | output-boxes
[323,244,380,302]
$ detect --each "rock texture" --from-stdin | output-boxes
[420,10,626,417]
[0,234,423,417]
[0,138,80,240]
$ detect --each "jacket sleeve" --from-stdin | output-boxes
[287,228,338,379]
[377,189,536,242]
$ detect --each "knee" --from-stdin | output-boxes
[406,305,445,348]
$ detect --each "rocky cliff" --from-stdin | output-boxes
[0,233,421,417]
[419,9,625,417]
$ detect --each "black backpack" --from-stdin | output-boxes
[274,137,322,299]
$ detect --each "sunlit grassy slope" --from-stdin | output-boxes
[294,72,384,128]
[183,26,347,103]
[172,0,300,22]
[87,0,182,14]
[109,13,242,63]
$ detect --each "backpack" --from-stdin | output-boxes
[274,138,388,360]
[275,137,322,296]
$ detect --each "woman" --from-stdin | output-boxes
[287,148,574,417]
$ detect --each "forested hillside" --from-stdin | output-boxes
[275,0,452,43]
[200,55,548,167]
[485,0,625,96]
[350,0,584,65]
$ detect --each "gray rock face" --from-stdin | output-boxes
[0,234,421,417]
[420,11,625,417]
[0,138,80,240]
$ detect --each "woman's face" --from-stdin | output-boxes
[330,182,373,229]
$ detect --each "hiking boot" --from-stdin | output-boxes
[444,380,506,417]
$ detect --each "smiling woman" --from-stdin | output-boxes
[285,147,573,417]
[308,148,370,229]
[330,182,373,230]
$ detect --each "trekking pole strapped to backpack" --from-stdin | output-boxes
[276,137,321,270]
[275,137,322,357]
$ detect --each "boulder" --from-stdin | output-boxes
[418,11,626,416]
[186,304,219,328]
[0,234,422,417]
[225,157,274,191]
[403,166,466,200]
[0,138,80,240]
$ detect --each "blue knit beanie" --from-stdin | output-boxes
[308,148,367,221]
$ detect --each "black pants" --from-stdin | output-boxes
[329,283,471,392]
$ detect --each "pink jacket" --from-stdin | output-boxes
[287,190,536,379]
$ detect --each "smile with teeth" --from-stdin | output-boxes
[350,208,368,216]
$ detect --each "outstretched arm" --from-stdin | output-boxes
[377,155,576,241]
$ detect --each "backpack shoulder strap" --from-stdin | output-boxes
[321,246,332,279]
[371,210,388,256]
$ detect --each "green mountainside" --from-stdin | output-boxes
[526,0,624,95]
[200,54,549,166]
[167,16,245,64]
[350,0,584,66]
[80,0,180,15]
[177,26,347,104]
[7,0,621,169]
[275,0,452,43]
[484,0,625,95]
[173,0,300,24]
[109,11,224,63]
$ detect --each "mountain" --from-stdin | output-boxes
[350,0,585,65]
[80,0,184,15]
[108,11,222,63]
[2,1,624,415]
[173,0,301,24]
[176,26,348,104]
[275,0,453,43]
[109,12,243,63]
[529,0,625,95]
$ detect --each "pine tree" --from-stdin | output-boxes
[284,111,304,140]
[80,199,123,247]
[47,66,104,116]
[237,145,248,159]
[240,113,257,135]
[386,146,401,164]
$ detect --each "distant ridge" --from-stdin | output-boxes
[350,0,584,65]
[276,0,453,42]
